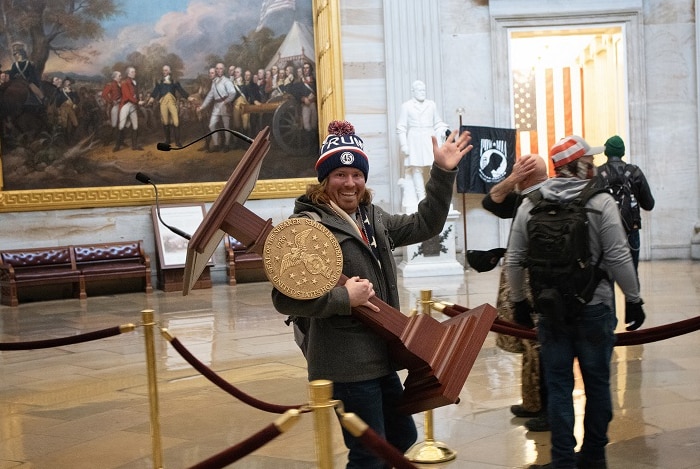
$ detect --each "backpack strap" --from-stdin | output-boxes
[575,178,609,277]
[525,187,543,205]
[599,161,627,187]
[622,163,640,183]
[622,164,632,179]
[573,178,606,212]
[616,162,639,186]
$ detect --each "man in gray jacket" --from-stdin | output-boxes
[272,119,471,469]
[505,135,646,469]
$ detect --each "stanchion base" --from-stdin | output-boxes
[405,440,457,463]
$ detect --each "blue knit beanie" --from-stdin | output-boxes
[315,120,369,182]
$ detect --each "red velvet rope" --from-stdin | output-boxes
[188,423,281,469]
[491,317,538,340]
[169,337,305,414]
[0,326,126,350]
[615,316,700,346]
[440,303,700,345]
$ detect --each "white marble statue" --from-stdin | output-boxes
[397,80,448,210]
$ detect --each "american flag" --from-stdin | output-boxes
[257,0,296,31]
[513,66,584,175]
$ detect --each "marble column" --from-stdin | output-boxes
[384,0,446,212]
[694,0,700,259]
[384,1,463,276]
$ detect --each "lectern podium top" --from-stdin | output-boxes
[182,127,271,295]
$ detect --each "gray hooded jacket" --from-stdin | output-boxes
[505,177,641,310]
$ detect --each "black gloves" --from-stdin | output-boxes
[513,300,535,329]
[625,299,646,331]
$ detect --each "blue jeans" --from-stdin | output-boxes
[537,303,617,468]
[333,372,418,469]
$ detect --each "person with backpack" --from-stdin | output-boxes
[505,135,646,469]
[597,135,655,272]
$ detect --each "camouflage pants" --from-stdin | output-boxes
[495,268,542,412]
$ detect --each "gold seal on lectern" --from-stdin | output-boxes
[263,218,343,300]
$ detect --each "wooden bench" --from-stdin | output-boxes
[223,235,267,285]
[74,240,152,295]
[0,240,152,307]
[0,246,85,307]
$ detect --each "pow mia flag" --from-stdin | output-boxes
[456,125,516,194]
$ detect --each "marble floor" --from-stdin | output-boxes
[1,260,699,469]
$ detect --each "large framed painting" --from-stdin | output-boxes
[0,0,344,213]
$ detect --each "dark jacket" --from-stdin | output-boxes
[271,164,457,382]
[150,79,189,100]
[54,88,79,108]
[10,60,39,86]
[482,192,520,219]
[481,182,546,219]
[597,157,655,229]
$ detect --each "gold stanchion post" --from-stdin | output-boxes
[142,309,164,469]
[309,379,336,469]
[405,290,457,463]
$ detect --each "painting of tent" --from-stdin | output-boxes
[266,21,316,70]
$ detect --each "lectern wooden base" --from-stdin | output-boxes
[157,266,212,292]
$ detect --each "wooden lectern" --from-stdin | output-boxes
[183,127,497,414]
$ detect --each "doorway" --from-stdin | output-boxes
[489,5,648,256]
[508,26,627,171]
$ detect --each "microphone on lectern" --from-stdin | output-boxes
[135,172,192,240]
[157,129,253,151]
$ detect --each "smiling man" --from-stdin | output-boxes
[271,119,471,469]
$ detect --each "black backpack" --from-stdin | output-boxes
[598,164,640,233]
[525,180,607,324]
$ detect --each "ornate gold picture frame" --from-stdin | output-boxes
[0,0,343,213]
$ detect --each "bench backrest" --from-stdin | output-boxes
[74,241,144,263]
[1,247,74,268]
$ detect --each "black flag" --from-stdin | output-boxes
[457,125,516,194]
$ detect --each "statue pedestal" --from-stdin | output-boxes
[398,209,463,278]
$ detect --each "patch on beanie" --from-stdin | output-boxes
[339,151,355,165]
[316,120,369,182]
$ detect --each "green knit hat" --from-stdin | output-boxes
[604,135,625,157]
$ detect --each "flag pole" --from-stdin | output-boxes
[456,108,468,269]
